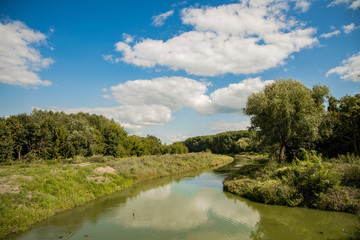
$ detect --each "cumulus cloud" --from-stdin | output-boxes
[210,121,251,133]
[114,1,317,76]
[203,77,273,115]
[109,76,210,112]
[342,23,356,34]
[320,30,341,38]
[52,105,173,131]
[54,76,271,132]
[328,0,360,9]
[326,52,360,82]
[0,19,54,87]
[152,10,174,26]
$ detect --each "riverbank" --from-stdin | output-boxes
[0,153,233,238]
[223,153,360,216]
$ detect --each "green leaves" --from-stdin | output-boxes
[0,110,186,163]
[244,79,328,162]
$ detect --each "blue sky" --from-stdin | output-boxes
[0,0,359,143]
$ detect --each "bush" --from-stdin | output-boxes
[224,151,347,210]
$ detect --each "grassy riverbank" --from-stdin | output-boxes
[223,152,360,216]
[0,153,233,238]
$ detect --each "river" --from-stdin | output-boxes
[9,165,359,240]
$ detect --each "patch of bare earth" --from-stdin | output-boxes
[71,162,92,167]
[94,166,117,175]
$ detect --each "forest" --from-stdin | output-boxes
[0,110,188,164]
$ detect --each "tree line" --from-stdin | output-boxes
[1,79,358,163]
[0,110,188,164]
[183,130,256,154]
[184,79,359,160]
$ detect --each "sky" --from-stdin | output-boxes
[0,0,359,143]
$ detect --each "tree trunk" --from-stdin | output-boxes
[279,144,286,162]
[18,150,21,160]
[354,131,359,156]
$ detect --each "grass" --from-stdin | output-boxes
[0,153,233,238]
[223,151,360,216]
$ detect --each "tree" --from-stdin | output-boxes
[338,94,360,155]
[6,116,26,160]
[0,119,14,163]
[244,79,328,162]
[102,121,127,157]
[169,142,188,154]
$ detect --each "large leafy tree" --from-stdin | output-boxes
[244,79,328,162]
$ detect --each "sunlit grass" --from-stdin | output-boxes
[0,153,233,238]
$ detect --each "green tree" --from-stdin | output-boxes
[331,94,360,155]
[102,121,127,157]
[0,119,14,163]
[6,116,26,160]
[54,125,70,158]
[244,79,328,162]
[169,142,189,154]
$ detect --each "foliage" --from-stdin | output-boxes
[244,79,329,162]
[224,152,359,214]
[184,130,255,154]
[318,93,360,157]
[0,110,187,164]
[168,142,189,154]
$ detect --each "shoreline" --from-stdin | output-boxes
[0,153,233,238]
[223,155,360,217]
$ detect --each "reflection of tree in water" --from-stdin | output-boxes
[224,192,359,240]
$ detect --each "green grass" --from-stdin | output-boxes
[0,153,233,238]
[223,151,360,215]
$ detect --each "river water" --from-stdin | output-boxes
[10,167,359,240]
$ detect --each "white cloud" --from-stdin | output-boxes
[53,76,271,132]
[210,121,251,133]
[122,33,134,43]
[0,20,54,87]
[109,76,210,112]
[342,23,355,34]
[203,77,273,115]
[326,52,360,82]
[294,0,311,12]
[328,0,360,9]
[162,134,189,144]
[52,105,173,131]
[114,1,317,76]
[320,30,341,38]
[102,54,116,63]
[152,10,174,26]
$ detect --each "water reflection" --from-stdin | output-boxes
[111,179,260,231]
[10,171,359,240]
[225,192,359,240]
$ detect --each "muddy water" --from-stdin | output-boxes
[10,170,359,240]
